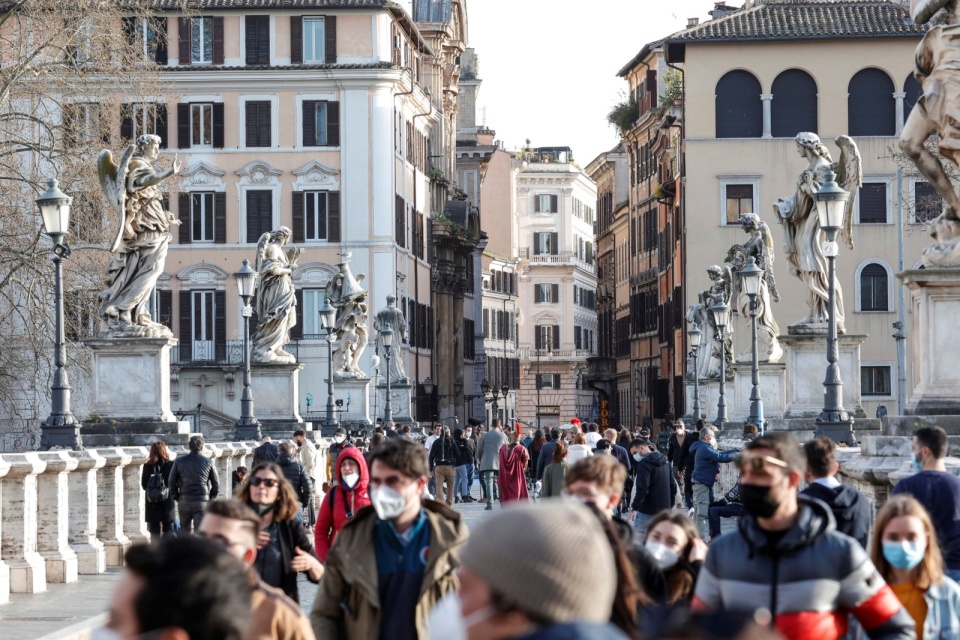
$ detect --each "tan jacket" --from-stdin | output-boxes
[249,580,316,640]
[310,500,468,640]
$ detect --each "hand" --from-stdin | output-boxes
[291,547,324,581]
[627,510,635,523]
[688,538,709,563]
[256,530,270,549]
[171,154,182,175]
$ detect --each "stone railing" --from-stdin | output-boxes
[0,440,330,603]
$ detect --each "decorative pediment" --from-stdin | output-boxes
[236,160,283,186]
[292,160,341,191]
[177,263,229,286]
[181,161,226,189]
[292,262,339,286]
[533,311,559,323]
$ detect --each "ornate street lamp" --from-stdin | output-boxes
[712,297,731,428]
[688,322,702,421]
[233,259,261,440]
[319,296,338,430]
[37,178,82,450]
[740,256,764,434]
[381,324,394,423]
[814,169,856,444]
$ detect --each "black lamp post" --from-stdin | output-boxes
[814,169,856,445]
[234,259,261,440]
[381,325,394,423]
[37,178,82,451]
[712,297,731,428]
[740,256,764,434]
[319,296,338,430]
[688,322,702,421]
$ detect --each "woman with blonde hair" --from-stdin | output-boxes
[141,440,175,538]
[871,494,960,639]
[235,461,323,603]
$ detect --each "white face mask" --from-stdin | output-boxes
[370,484,408,520]
[342,473,360,489]
[427,591,496,640]
[645,541,681,570]
[333,434,346,444]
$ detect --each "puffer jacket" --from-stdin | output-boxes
[689,440,737,486]
[314,447,370,562]
[631,450,678,515]
[277,453,312,508]
[694,495,915,640]
[168,450,220,502]
[310,500,467,640]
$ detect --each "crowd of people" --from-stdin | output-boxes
[104,420,960,640]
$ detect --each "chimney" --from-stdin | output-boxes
[687,17,700,28]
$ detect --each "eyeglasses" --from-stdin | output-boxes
[250,477,279,488]
[736,454,789,475]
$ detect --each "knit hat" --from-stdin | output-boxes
[459,501,616,624]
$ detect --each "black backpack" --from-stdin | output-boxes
[146,464,169,503]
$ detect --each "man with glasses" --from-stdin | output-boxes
[198,500,315,640]
[693,432,914,640]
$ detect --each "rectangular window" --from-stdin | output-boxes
[64,103,103,146]
[301,289,325,336]
[191,17,213,64]
[537,374,561,390]
[245,15,270,65]
[534,232,558,256]
[914,181,942,223]
[861,365,892,397]
[302,101,340,147]
[191,192,215,242]
[535,283,559,303]
[246,190,273,243]
[304,191,328,240]
[725,183,754,224]
[535,194,558,213]
[191,290,216,361]
[124,16,166,63]
[191,103,213,147]
[858,182,888,224]
[303,17,326,63]
[245,101,272,147]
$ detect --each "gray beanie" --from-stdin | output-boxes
[459,501,616,625]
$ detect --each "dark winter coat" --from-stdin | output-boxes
[254,515,319,604]
[141,460,175,523]
[276,453,312,508]
[678,432,700,478]
[252,441,280,465]
[801,481,871,549]
[429,434,458,467]
[168,451,220,502]
[631,451,678,515]
[689,440,736,486]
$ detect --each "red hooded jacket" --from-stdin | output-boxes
[314,446,371,562]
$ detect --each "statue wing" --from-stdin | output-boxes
[833,135,862,251]
[98,146,135,253]
[912,0,951,24]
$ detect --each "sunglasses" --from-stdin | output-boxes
[735,454,789,475]
[250,477,279,488]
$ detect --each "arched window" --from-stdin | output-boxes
[771,69,818,137]
[859,262,890,312]
[848,68,896,136]
[715,70,763,139]
[904,74,923,123]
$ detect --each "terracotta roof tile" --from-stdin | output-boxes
[146,0,394,9]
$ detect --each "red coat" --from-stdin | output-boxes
[314,447,370,562]
[499,443,530,503]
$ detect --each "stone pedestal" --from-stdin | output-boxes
[252,363,306,432]
[332,376,372,426]
[901,269,960,415]
[3,453,47,593]
[378,383,414,424]
[36,452,79,583]
[68,450,106,575]
[730,362,787,421]
[779,333,866,419]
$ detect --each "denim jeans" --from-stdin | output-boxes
[482,470,499,507]
[948,569,960,584]
[708,503,745,538]
[693,482,715,540]
[177,501,206,534]
[467,465,476,492]
[633,512,655,542]
[456,464,472,498]
[683,471,694,509]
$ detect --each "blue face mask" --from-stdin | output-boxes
[912,451,924,472]
[632,453,644,462]
[882,540,926,570]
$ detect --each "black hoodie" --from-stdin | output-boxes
[632,451,678,515]
[801,481,871,549]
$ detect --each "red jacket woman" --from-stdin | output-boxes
[314,446,370,562]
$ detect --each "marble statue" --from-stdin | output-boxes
[252,227,300,364]
[374,295,409,383]
[687,265,734,379]
[726,213,783,363]
[325,256,370,379]
[902,0,960,266]
[774,132,861,333]
[97,135,180,338]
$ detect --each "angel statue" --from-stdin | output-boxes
[774,132,861,333]
[252,227,301,364]
[97,134,180,338]
[725,213,783,363]
[374,295,409,383]
[686,265,734,380]
[901,0,960,266]
[325,256,370,379]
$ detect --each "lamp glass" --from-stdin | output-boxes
[712,301,731,330]
[480,378,491,395]
[381,325,394,348]
[813,169,850,231]
[235,259,258,299]
[740,257,762,298]
[501,384,509,397]
[422,377,435,395]
[688,323,702,348]
[37,178,72,237]
[319,297,337,330]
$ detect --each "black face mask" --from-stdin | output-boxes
[739,483,780,519]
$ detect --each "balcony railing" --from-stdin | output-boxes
[171,339,300,365]
[518,249,597,274]
[531,349,595,361]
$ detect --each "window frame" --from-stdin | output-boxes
[190,103,214,148]
[854,178,893,225]
[304,190,329,241]
[300,288,326,337]
[719,177,760,226]
[910,177,943,224]
[190,192,216,243]
[855,259,893,313]
[302,16,326,63]
[861,362,895,399]
[135,17,163,62]
[190,16,214,64]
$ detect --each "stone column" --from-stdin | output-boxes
[2,453,47,593]
[36,452,79,583]
[0,455,12,604]
[121,447,149,545]
[761,94,773,139]
[894,91,906,136]
[97,448,133,567]
[68,450,107,574]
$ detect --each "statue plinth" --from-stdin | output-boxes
[786,323,829,335]
[779,333,866,419]
[378,382,414,424]
[82,337,193,446]
[900,269,960,414]
[330,377,371,426]
[252,363,305,427]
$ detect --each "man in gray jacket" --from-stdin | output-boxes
[476,419,508,510]
[169,435,220,532]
